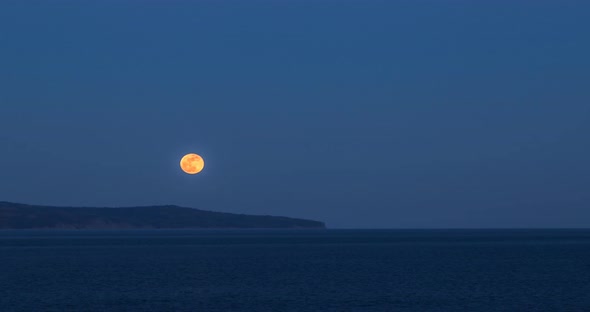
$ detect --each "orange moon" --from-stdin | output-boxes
[180,153,205,174]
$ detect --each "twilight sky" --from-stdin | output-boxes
[1,1,589,228]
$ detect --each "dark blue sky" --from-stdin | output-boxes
[1,1,589,228]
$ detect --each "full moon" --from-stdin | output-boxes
[180,153,205,175]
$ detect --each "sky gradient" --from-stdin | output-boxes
[1,1,589,228]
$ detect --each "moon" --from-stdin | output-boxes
[180,153,205,175]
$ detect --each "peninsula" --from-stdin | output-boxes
[0,202,326,229]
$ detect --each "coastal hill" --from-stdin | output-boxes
[0,202,326,229]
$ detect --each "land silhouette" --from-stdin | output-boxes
[0,202,325,229]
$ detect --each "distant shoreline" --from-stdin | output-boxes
[0,202,326,230]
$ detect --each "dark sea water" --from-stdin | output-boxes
[1,229,590,312]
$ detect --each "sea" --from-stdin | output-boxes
[1,229,589,312]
